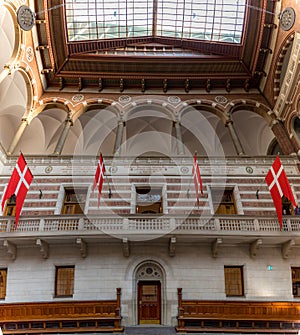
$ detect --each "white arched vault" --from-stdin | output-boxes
[180,106,234,157]
[123,103,176,157]
[72,104,119,156]
[231,110,275,155]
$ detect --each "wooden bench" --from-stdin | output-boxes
[176,288,300,333]
[0,288,123,334]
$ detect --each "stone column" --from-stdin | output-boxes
[113,119,125,156]
[53,118,73,155]
[226,120,244,155]
[7,118,28,155]
[174,121,185,155]
[271,120,296,155]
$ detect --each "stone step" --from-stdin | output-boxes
[125,326,176,335]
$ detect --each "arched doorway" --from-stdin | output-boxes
[135,261,165,325]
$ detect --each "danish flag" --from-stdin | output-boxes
[1,153,33,226]
[265,156,296,230]
[192,152,203,206]
[92,153,106,207]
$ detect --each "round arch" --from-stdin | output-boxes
[1,3,23,69]
[121,99,177,157]
[71,102,120,156]
[178,101,232,156]
[131,259,167,325]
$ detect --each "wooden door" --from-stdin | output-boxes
[138,281,161,324]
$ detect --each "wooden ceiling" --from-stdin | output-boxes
[34,0,275,93]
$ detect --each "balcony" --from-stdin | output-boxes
[0,214,299,259]
[0,214,299,238]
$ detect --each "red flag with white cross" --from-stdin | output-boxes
[1,153,33,227]
[92,153,106,207]
[265,156,296,230]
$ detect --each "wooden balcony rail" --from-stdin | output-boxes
[0,288,123,334]
[0,215,299,235]
[177,288,300,334]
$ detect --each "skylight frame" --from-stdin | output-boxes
[65,0,247,44]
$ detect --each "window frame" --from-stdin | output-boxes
[55,184,90,215]
[64,0,247,44]
[131,183,168,214]
[291,267,300,297]
[3,194,16,217]
[208,185,243,215]
[55,265,75,298]
[0,268,7,300]
[224,265,244,297]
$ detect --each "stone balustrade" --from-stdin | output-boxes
[0,214,299,236]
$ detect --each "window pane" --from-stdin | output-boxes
[135,187,163,214]
[62,188,87,215]
[211,189,236,215]
[224,266,244,296]
[292,267,300,297]
[65,0,246,43]
[0,269,7,299]
[55,266,74,297]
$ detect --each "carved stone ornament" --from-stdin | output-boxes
[168,96,181,104]
[136,263,162,280]
[26,47,34,62]
[279,7,296,31]
[17,5,35,31]
[215,96,228,104]
[71,94,84,102]
[118,95,131,104]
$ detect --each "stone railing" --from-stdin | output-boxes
[0,214,299,236]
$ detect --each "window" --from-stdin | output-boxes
[224,266,244,297]
[3,194,16,216]
[282,196,292,215]
[55,266,74,297]
[291,267,300,297]
[0,269,7,299]
[61,188,87,215]
[65,0,246,43]
[136,186,163,214]
[211,188,236,214]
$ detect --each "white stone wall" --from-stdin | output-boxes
[0,240,299,326]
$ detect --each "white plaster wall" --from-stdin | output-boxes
[0,241,299,326]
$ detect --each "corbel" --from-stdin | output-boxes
[36,45,49,50]
[163,79,168,93]
[169,237,176,257]
[122,237,130,257]
[98,78,103,91]
[282,239,295,259]
[36,238,49,259]
[41,68,53,74]
[141,78,145,92]
[3,240,17,260]
[226,79,231,92]
[76,238,88,258]
[206,79,211,92]
[78,77,83,91]
[59,77,64,90]
[212,238,222,258]
[185,78,190,93]
[249,239,262,258]
[120,78,124,92]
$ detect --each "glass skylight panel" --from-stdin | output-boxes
[65,0,246,43]
[156,0,246,43]
[66,0,153,41]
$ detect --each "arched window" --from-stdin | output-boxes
[267,139,283,155]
